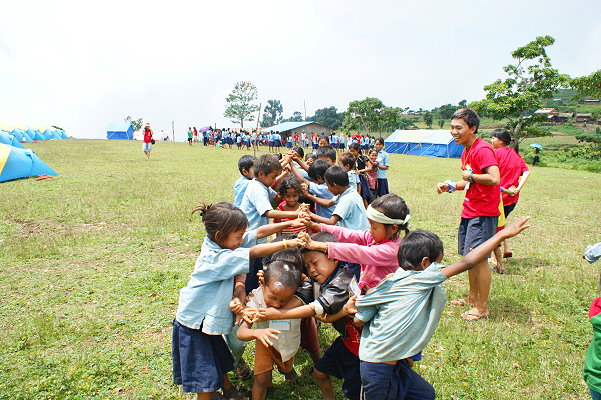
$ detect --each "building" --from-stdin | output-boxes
[575,113,593,123]
[534,108,559,117]
[583,99,600,105]
[263,121,333,138]
[550,112,573,124]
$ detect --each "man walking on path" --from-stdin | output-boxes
[437,108,500,321]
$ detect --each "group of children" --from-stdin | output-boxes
[172,143,531,400]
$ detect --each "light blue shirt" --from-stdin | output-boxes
[308,181,334,218]
[175,230,257,334]
[355,263,447,363]
[239,179,277,241]
[348,170,359,189]
[332,186,369,230]
[233,176,251,207]
[376,150,389,179]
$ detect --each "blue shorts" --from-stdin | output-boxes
[268,140,274,147]
[360,359,435,400]
[274,139,281,147]
[377,178,389,197]
[312,143,318,149]
[286,142,292,148]
[244,257,263,294]
[142,142,152,152]
[172,320,234,393]
[458,216,498,256]
[315,337,361,400]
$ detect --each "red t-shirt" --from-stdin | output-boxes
[494,146,529,206]
[461,137,500,218]
[274,202,307,236]
[143,128,152,143]
[343,316,362,356]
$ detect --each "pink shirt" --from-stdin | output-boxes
[321,224,400,290]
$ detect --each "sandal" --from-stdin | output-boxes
[461,311,489,321]
[212,387,249,400]
[450,299,468,306]
[235,358,253,381]
[493,266,507,275]
[283,368,298,383]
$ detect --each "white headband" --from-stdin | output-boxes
[366,205,410,226]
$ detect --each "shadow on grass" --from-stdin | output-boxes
[490,296,533,324]
[507,256,553,275]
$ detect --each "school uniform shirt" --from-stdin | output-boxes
[321,224,400,290]
[239,179,277,241]
[376,150,389,179]
[355,263,447,363]
[308,182,335,218]
[494,146,529,206]
[332,186,369,231]
[247,286,302,362]
[461,138,500,218]
[175,230,257,335]
[233,176,251,208]
[348,170,359,189]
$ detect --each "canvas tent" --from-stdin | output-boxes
[0,132,25,149]
[384,129,463,158]
[0,143,57,182]
[106,123,134,140]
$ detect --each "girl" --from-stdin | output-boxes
[302,193,410,292]
[274,177,307,237]
[172,202,302,400]
[374,138,390,197]
[363,149,379,202]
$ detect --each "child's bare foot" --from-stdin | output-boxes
[450,298,474,306]
[461,308,489,321]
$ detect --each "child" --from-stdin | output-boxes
[315,145,337,165]
[237,260,304,400]
[234,155,257,208]
[257,232,363,400]
[236,134,243,149]
[338,152,359,192]
[302,193,409,292]
[172,202,303,400]
[373,138,390,197]
[303,165,369,231]
[349,143,373,206]
[291,159,335,219]
[274,177,307,237]
[364,149,379,201]
[318,135,329,148]
[187,127,193,146]
[349,217,530,400]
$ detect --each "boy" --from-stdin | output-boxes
[257,232,362,400]
[338,152,359,192]
[315,145,336,165]
[234,155,257,208]
[304,165,369,231]
[291,159,335,219]
[349,217,531,400]
[237,260,304,400]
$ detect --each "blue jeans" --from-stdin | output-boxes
[360,360,435,400]
[591,388,601,400]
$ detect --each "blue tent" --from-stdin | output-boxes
[0,143,57,182]
[43,129,58,139]
[27,128,45,141]
[0,132,25,149]
[57,130,69,139]
[107,123,134,140]
[384,129,464,158]
[14,129,33,142]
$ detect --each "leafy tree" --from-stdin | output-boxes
[261,99,283,127]
[342,97,385,132]
[309,106,345,130]
[431,104,458,120]
[124,116,143,131]
[458,99,468,108]
[469,36,569,141]
[224,81,259,128]
[282,111,303,122]
[576,127,601,145]
[423,111,433,128]
[570,70,601,99]
[438,120,445,128]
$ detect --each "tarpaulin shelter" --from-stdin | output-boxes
[0,132,25,149]
[106,123,134,140]
[0,143,57,182]
[384,129,463,158]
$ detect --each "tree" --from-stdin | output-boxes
[470,36,569,142]
[124,116,143,131]
[308,106,345,130]
[431,104,458,120]
[224,81,259,128]
[342,97,385,132]
[570,70,601,99]
[261,99,283,127]
[282,111,303,122]
[458,99,468,108]
[438,120,445,128]
[423,111,433,128]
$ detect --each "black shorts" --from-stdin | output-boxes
[503,203,517,218]
[314,337,361,400]
[458,216,498,256]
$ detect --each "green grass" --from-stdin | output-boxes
[1,140,600,399]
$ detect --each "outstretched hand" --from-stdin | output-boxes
[256,307,282,321]
[502,216,531,239]
[343,296,358,315]
[254,328,281,347]
[436,182,449,194]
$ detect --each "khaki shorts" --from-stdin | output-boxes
[254,340,294,376]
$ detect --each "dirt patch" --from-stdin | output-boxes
[5,216,129,237]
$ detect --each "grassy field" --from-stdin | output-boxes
[1,140,600,399]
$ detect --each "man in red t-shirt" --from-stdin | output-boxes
[142,124,153,160]
[437,109,500,321]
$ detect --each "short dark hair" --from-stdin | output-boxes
[349,143,361,152]
[338,152,356,169]
[238,155,257,174]
[324,165,349,187]
[308,159,330,182]
[263,260,302,289]
[371,194,410,236]
[292,146,304,159]
[279,176,302,195]
[192,202,248,246]
[315,145,336,163]
[262,235,299,265]
[300,231,339,253]
[254,154,282,176]
[375,137,385,146]
[491,128,511,145]
[451,108,480,133]
[397,229,444,271]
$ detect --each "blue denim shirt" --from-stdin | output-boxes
[175,230,257,335]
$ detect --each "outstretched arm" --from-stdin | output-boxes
[442,217,530,278]
[256,220,305,239]
[249,237,301,259]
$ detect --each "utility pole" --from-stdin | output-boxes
[172,120,175,142]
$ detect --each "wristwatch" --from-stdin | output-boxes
[468,172,474,183]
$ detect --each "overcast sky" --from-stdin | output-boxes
[1,0,600,140]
